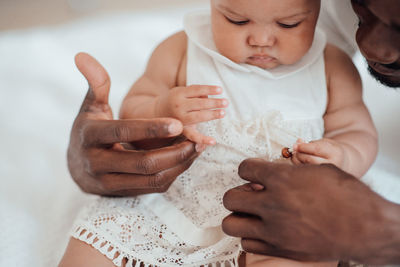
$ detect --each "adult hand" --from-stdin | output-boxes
[222,159,400,264]
[67,53,199,196]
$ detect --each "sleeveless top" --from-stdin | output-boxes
[71,11,328,267]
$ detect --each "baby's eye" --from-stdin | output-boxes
[277,21,301,29]
[225,16,249,26]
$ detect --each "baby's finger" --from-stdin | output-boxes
[185,85,222,98]
[183,127,216,145]
[290,153,302,165]
[295,141,331,159]
[183,109,226,125]
[295,152,330,165]
[186,98,228,111]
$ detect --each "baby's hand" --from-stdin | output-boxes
[156,85,228,145]
[291,138,346,169]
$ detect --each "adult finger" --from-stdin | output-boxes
[185,85,222,97]
[92,140,197,174]
[83,118,183,145]
[222,213,264,240]
[223,188,270,215]
[238,159,292,185]
[99,153,197,193]
[75,52,110,106]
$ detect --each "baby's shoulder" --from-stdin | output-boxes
[148,31,188,69]
[323,43,361,92]
[156,31,188,55]
[145,31,188,86]
[323,43,353,67]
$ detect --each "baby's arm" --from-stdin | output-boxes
[120,31,228,145]
[292,44,378,178]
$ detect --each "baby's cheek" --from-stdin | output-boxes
[279,36,313,65]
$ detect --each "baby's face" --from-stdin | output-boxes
[211,0,320,69]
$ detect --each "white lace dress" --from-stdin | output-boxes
[71,11,328,267]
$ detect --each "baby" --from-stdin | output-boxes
[60,0,377,266]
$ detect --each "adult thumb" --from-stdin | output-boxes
[75,52,111,105]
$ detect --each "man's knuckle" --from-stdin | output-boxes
[149,173,167,189]
[175,149,189,163]
[113,125,130,142]
[136,155,158,174]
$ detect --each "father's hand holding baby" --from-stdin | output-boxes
[155,85,229,145]
[68,53,199,196]
[222,159,397,264]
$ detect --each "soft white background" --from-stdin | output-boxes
[0,3,399,267]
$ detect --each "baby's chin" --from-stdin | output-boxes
[244,58,281,70]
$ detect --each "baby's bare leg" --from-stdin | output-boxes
[245,253,337,267]
[59,238,117,267]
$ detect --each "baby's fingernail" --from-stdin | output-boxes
[250,183,265,191]
[168,122,182,135]
[216,87,222,93]
[209,139,216,145]
[293,144,298,151]
[219,110,225,117]
[195,144,206,152]
[221,99,228,106]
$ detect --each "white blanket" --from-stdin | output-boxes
[0,5,399,267]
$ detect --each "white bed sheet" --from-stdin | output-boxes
[0,5,399,267]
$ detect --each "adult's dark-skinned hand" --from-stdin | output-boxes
[222,159,400,265]
[67,53,199,196]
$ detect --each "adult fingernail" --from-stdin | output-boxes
[168,122,182,135]
[250,183,265,191]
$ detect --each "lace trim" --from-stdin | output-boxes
[71,226,242,267]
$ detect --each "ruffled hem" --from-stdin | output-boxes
[71,225,242,267]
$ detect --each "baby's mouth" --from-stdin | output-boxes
[247,55,276,65]
[249,54,274,60]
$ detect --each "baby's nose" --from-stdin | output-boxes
[248,27,276,47]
